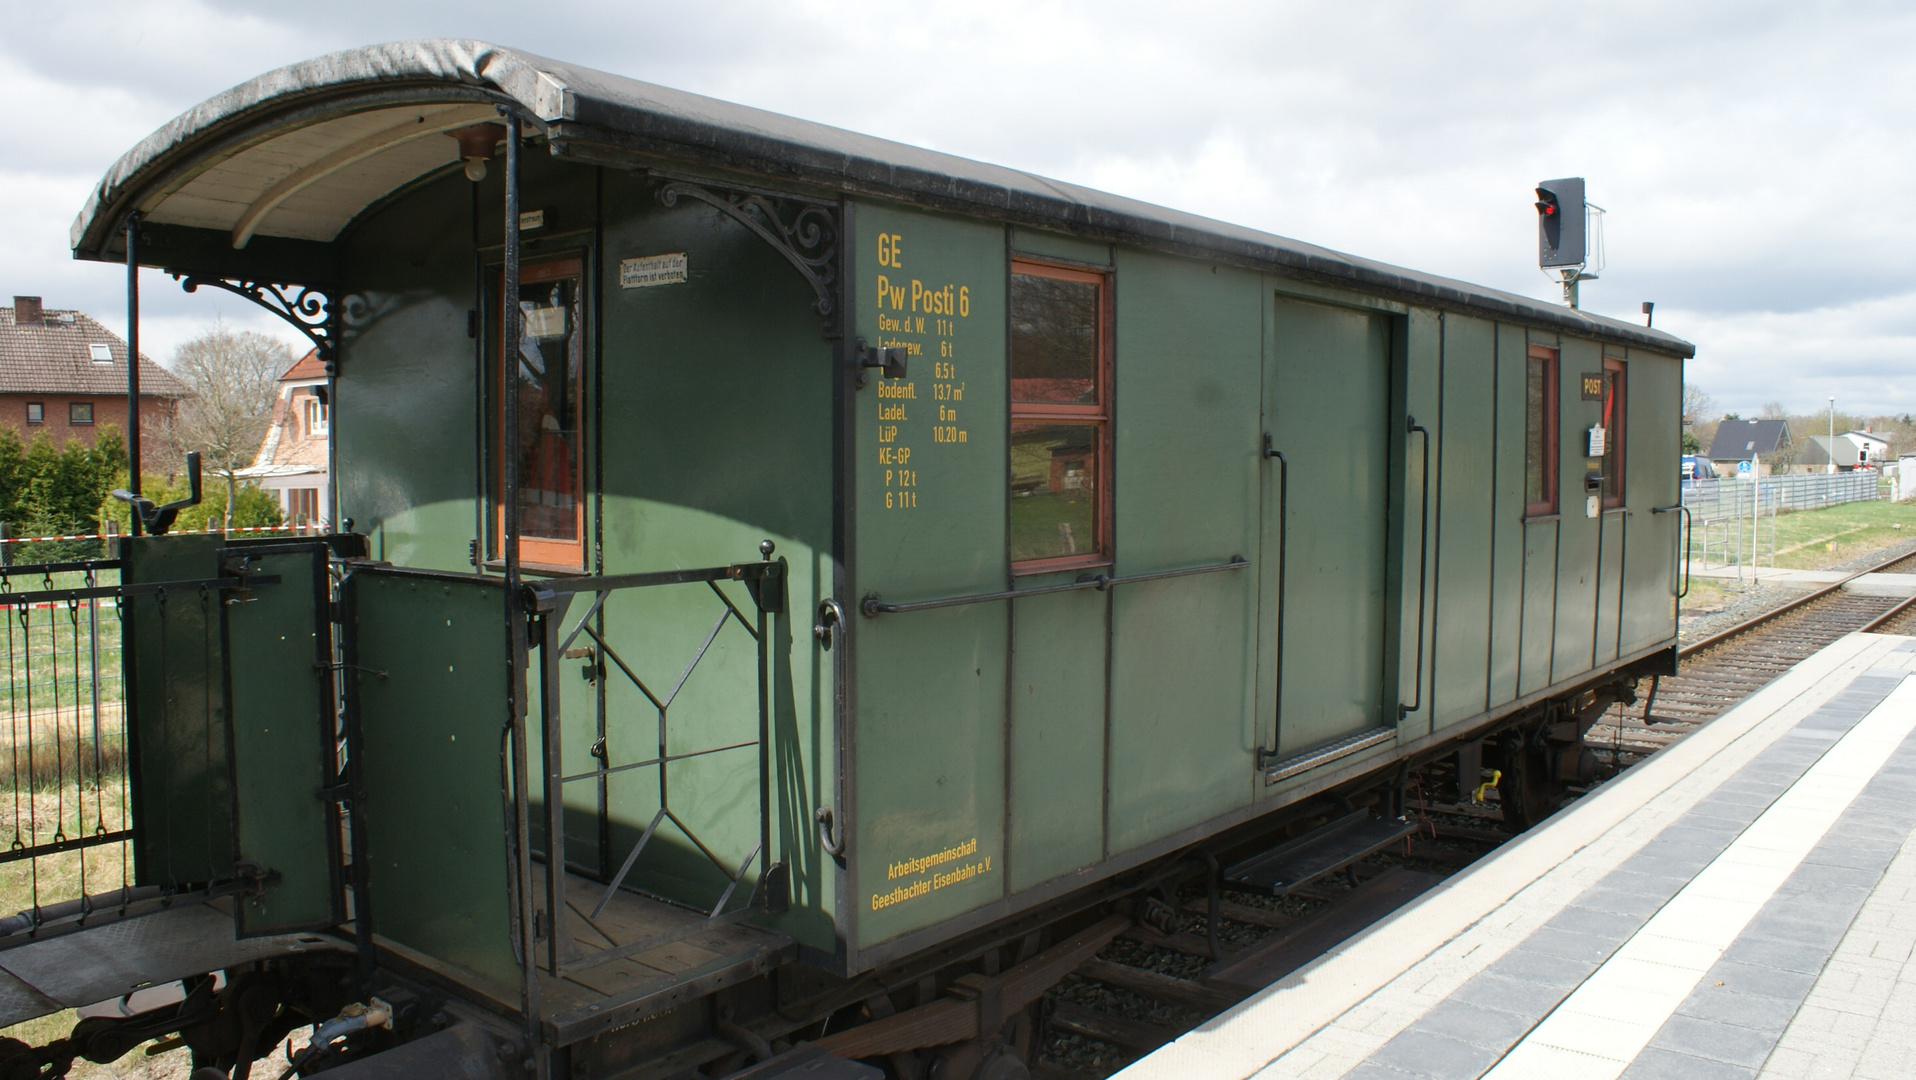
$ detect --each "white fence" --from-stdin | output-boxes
[1679,472,1880,573]
[1683,471,1880,517]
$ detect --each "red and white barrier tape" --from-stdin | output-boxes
[0,524,307,546]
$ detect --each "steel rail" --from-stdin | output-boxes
[1676,546,1916,660]
[1859,589,1916,634]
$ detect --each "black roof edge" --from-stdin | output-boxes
[554,124,1694,358]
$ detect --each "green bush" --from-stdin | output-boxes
[0,427,285,565]
[0,427,127,563]
[96,474,284,535]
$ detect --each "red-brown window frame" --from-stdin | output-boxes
[1525,344,1560,518]
[493,256,587,571]
[1602,356,1626,510]
[1009,258,1113,575]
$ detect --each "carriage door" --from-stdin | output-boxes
[1262,296,1394,763]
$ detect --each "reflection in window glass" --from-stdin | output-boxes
[1525,356,1553,513]
[1010,273,1099,405]
[513,275,580,542]
[1010,421,1099,562]
[1601,363,1625,507]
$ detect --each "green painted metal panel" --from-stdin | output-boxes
[1107,574,1252,850]
[1595,513,1624,665]
[1009,228,1111,266]
[223,545,338,934]
[1518,520,1557,695]
[1552,336,1604,684]
[1622,350,1682,653]
[851,203,1009,950]
[1487,323,1528,707]
[1264,295,1392,755]
[336,167,495,574]
[1106,252,1260,849]
[1396,308,1441,735]
[122,533,233,887]
[351,569,516,988]
[1008,584,1105,892]
[593,178,836,946]
[1433,315,1496,729]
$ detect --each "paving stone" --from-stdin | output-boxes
[1339,1064,1420,1080]
[1364,1029,1501,1080]
[1675,985,1801,1033]
[1544,905,1649,940]
[1448,972,1567,1015]
[1570,885,1672,919]
[1720,937,1847,978]
[1506,927,1618,966]
[1412,1000,1534,1050]
[1620,1046,1757,1080]
[1705,960,1820,1002]
[1647,1014,1775,1068]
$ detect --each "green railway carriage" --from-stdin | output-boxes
[7,39,1690,1080]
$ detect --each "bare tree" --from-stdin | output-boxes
[1683,383,1718,458]
[166,325,290,528]
[1681,382,1714,423]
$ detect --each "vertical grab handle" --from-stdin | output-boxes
[1398,415,1432,721]
[1258,435,1288,768]
[813,598,849,864]
[1653,504,1692,598]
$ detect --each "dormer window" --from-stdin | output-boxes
[303,394,329,436]
[87,344,112,363]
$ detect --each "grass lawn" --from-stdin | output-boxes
[1747,498,1916,570]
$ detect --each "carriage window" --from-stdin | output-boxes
[1601,357,1625,508]
[1009,260,1110,569]
[1524,345,1558,517]
[493,257,585,568]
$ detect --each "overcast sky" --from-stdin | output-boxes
[2,1,1911,418]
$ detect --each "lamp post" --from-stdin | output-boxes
[1829,397,1836,475]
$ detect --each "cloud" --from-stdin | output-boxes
[1,1,1912,412]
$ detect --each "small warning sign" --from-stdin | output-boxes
[620,253,688,289]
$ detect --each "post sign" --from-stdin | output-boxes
[1580,373,1604,401]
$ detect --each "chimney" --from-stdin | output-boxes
[12,297,41,325]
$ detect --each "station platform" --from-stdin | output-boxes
[1125,632,1916,1080]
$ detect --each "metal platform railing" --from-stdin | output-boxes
[0,558,134,925]
[515,545,789,980]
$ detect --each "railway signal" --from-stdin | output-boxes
[1536,176,1604,309]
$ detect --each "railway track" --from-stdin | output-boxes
[1030,544,1916,1079]
[1586,545,1916,765]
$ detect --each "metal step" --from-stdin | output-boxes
[1222,810,1414,896]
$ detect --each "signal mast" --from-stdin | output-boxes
[1535,177,1606,309]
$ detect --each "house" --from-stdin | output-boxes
[1796,435,1869,472]
[235,349,329,527]
[1844,429,1892,464]
[1705,418,1793,477]
[0,296,186,454]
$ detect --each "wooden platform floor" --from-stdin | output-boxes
[529,866,794,1045]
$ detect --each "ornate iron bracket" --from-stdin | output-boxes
[656,181,840,338]
[173,274,339,372]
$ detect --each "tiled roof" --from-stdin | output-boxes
[1706,418,1792,460]
[0,307,189,397]
[281,349,326,382]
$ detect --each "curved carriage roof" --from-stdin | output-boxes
[71,39,1692,356]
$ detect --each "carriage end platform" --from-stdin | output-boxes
[1124,631,1916,1080]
